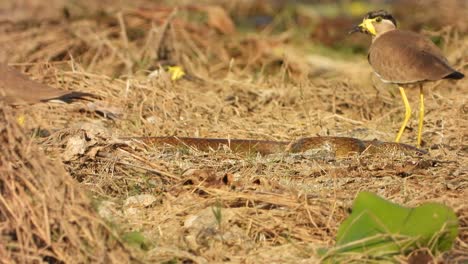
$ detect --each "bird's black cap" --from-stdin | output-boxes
[365,10,397,27]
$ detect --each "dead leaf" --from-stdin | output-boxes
[62,132,90,161]
[182,168,228,187]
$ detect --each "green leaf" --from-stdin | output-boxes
[321,191,458,262]
[122,231,149,250]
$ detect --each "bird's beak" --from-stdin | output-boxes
[348,24,363,34]
[349,19,377,35]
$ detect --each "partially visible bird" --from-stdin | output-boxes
[0,63,95,106]
[349,10,464,147]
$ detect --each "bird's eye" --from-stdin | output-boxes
[376,17,382,22]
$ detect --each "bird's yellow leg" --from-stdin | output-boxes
[417,85,424,147]
[395,86,411,143]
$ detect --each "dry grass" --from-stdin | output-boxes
[0,0,467,263]
[0,104,133,263]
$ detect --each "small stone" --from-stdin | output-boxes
[124,194,157,207]
[123,207,140,218]
[97,201,120,221]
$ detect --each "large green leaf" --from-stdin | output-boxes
[321,191,458,262]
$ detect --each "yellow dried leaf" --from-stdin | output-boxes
[16,115,25,126]
[167,66,185,81]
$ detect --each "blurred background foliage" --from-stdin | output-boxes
[2,0,466,50]
[0,0,466,78]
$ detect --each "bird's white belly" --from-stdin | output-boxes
[373,71,392,83]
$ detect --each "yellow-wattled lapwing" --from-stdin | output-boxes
[0,63,95,106]
[349,10,464,147]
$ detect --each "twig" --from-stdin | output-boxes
[117,148,180,180]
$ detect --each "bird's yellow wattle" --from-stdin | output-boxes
[359,18,377,36]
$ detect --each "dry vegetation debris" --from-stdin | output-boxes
[0,104,133,263]
[0,0,467,263]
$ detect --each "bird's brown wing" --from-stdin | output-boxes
[0,64,95,105]
[368,30,457,84]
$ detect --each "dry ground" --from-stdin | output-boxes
[0,1,467,263]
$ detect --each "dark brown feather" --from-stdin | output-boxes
[0,64,96,106]
[444,71,464,79]
[368,30,462,84]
